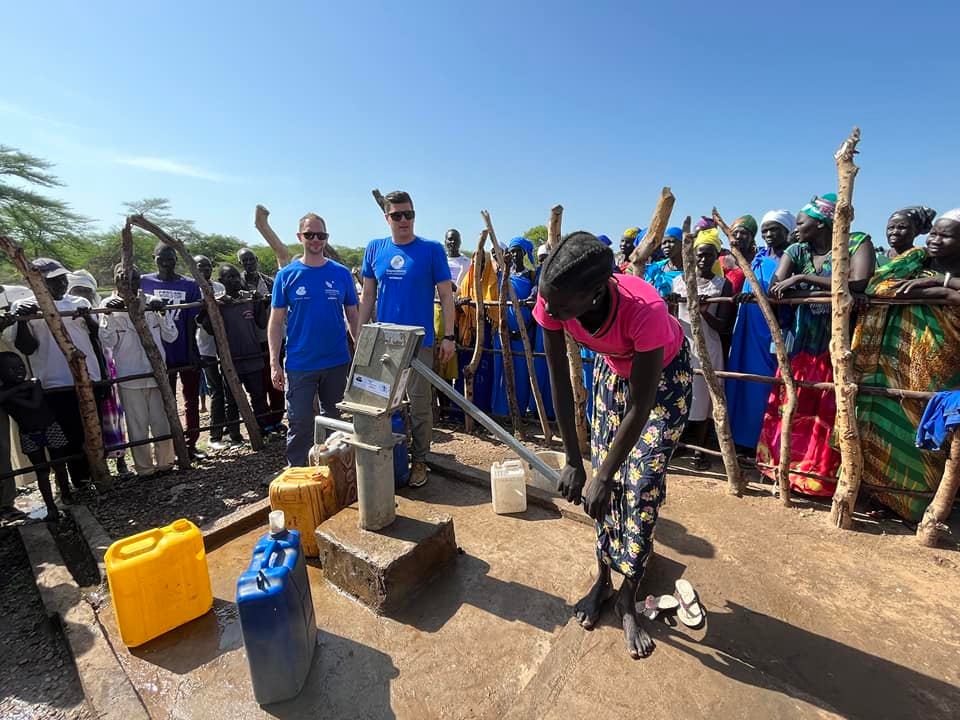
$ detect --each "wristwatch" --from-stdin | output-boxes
[442,334,456,342]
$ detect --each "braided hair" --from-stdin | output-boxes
[540,231,615,295]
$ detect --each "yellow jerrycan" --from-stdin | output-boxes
[269,467,338,557]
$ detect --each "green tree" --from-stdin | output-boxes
[122,197,200,243]
[523,225,547,246]
[186,233,245,265]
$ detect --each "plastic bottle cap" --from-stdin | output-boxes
[268,510,286,535]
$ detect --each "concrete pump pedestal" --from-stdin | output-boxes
[316,496,457,614]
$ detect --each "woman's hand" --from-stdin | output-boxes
[558,462,586,505]
[733,291,755,305]
[769,275,802,298]
[583,473,614,522]
[894,277,940,296]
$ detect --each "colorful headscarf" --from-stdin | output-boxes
[761,209,796,234]
[800,193,838,224]
[694,216,716,234]
[507,236,535,268]
[890,206,937,234]
[731,215,758,236]
[664,226,683,241]
[693,228,724,275]
[596,234,612,246]
[939,209,960,224]
[622,227,641,241]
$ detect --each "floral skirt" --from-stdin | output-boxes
[591,341,692,579]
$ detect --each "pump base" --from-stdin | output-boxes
[315,497,456,614]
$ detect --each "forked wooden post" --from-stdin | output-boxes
[482,210,553,443]
[255,204,343,266]
[119,220,191,469]
[462,229,489,433]
[0,236,112,490]
[129,215,264,451]
[679,216,743,496]
[546,204,590,455]
[628,186,676,276]
[917,431,960,547]
[714,209,795,506]
[828,127,865,530]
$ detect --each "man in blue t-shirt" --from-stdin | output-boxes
[269,212,359,467]
[140,243,205,458]
[359,190,455,487]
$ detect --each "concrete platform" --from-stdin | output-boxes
[316,497,457,614]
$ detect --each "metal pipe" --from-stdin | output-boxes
[410,358,561,487]
[313,416,356,440]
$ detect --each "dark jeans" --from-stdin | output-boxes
[46,388,90,487]
[224,369,270,441]
[168,367,200,448]
[202,357,227,441]
[260,342,285,427]
[284,364,350,467]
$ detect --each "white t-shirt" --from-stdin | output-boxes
[11,294,103,388]
[446,255,471,292]
[100,293,179,390]
[196,280,225,358]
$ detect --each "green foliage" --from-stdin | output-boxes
[523,225,548,245]
[332,245,365,269]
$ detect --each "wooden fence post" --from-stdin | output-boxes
[917,431,960,547]
[128,215,264,451]
[628,186,676,275]
[679,217,743,495]
[462,230,489,433]
[828,128,865,530]
[482,210,553,444]
[118,220,191,470]
[0,236,112,491]
[254,204,343,266]
[714,209,796,506]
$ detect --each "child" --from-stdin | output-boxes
[0,352,71,521]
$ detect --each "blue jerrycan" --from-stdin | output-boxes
[236,510,317,705]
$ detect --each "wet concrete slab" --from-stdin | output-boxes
[95,472,960,719]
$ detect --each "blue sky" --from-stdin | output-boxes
[4,1,958,252]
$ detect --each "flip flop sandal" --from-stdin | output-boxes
[674,579,705,628]
[641,594,681,620]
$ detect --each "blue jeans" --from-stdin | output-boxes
[285,364,350,467]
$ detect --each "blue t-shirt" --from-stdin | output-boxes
[361,236,451,347]
[140,273,201,366]
[272,259,358,372]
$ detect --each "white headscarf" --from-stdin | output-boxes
[938,208,960,224]
[761,209,797,234]
[66,269,100,307]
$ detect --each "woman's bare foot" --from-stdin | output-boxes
[616,581,655,658]
[574,567,613,629]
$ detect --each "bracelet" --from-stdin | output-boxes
[442,334,456,342]
[944,272,952,288]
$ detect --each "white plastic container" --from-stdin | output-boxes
[526,451,565,494]
[490,460,528,514]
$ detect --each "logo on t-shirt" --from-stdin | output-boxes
[390,255,405,270]
[296,286,307,296]
[325,281,334,289]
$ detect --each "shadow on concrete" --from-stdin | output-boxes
[655,518,716,559]
[650,601,960,719]
[129,597,241,674]
[264,629,398,720]
[389,552,571,634]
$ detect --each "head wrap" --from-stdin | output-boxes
[596,234,612,246]
[66,270,100,307]
[694,216,716,234]
[537,243,548,260]
[761,209,796,234]
[800,193,837,224]
[693,228,723,275]
[622,227,641,241]
[937,209,960,224]
[507,236,535,267]
[890,206,937,235]
[731,215,758,236]
[664,226,683,241]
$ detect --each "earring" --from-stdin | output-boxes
[592,296,599,305]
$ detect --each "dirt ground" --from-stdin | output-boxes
[5,423,960,719]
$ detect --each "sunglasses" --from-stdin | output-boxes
[387,210,416,221]
[301,231,329,240]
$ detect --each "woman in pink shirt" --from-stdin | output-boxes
[534,232,692,659]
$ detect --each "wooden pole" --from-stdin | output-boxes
[118,221,191,470]
[128,215,265,451]
[494,247,521,436]
[917,431,960,547]
[628,186,676,276]
[714,209,795,506]
[0,236,112,490]
[828,127,864,530]
[372,189,386,211]
[462,229,489,433]
[481,210,553,443]
[546,204,590,455]
[679,216,743,496]
[254,204,342,267]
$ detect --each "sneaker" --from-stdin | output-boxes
[409,461,428,488]
[228,438,245,448]
[208,439,228,451]
[189,447,208,460]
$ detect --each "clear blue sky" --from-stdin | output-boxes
[4,1,958,252]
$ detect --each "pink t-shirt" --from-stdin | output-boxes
[533,273,683,377]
